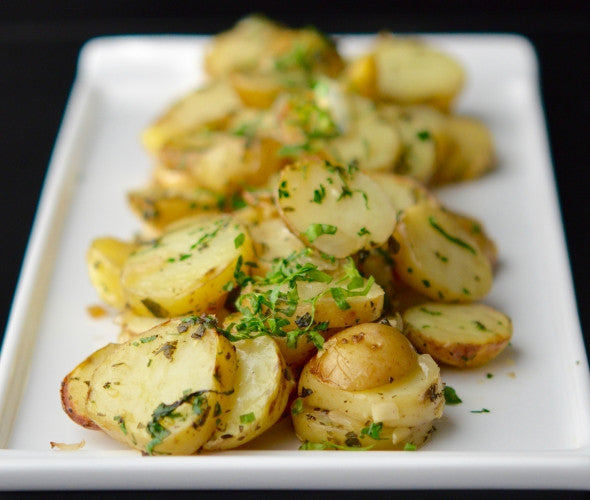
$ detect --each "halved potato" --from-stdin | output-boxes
[86,317,237,455]
[393,204,493,302]
[431,115,495,184]
[372,34,465,110]
[86,237,137,309]
[121,214,255,317]
[276,157,396,258]
[61,343,119,430]
[403,302,512,368]
[142,80,242,154]
[115,308,168,342]
[292,323,444,450]
[203,336,295,450]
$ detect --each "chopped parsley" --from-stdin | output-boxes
[443,386,462,405]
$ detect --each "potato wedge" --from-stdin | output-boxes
[403,302,512,368]
[86,237,137,309]
[204,336,295,450]
[86,317,237,455]
[292,323,444,450]
[61,343,119,430]
[277,158,396,258]
[121,214,255,317]
[393,204,493,302]
[115,308,168,342]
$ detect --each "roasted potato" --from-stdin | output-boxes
[292,323,444,449]
[86,317,237,455]
[120,214,255,317]
[276,157,396,258]
[86,237,137,309]
[204,336,295,450]
[392,204,493,302]
[403,302,512,368]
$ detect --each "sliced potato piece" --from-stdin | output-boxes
[447,210,498,267]
[393,204,493,302]
[86,237,137,309]
[366,171,439,216]
[277,158,396,258]
[142,80,242,154]
[115,309,168,342]
[431,115,495,184]
[127,187,223,233]
[403,302,512,368]
[121,214,255,317]
[292,323,444,450]
[86,318,237,455]
[61,343,119,430]
[204,336,295,450]
[372,35,465,110]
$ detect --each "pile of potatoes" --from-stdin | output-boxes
[61,16,511,455]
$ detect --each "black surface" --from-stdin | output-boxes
[1,1,589,496]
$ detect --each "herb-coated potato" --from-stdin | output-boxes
[86,237,137,309]
[292,323,444,449]
[86,317,237,455]
[203,336,295,450]
[61,343,119,430]
[403,302,512,368]
[277,158,396,258]
[393,204,493,302]
[121,214,255,317]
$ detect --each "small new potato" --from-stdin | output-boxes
[292,323,444,450]
[403,302,512,368]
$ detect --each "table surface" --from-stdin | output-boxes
[1,1,589,498]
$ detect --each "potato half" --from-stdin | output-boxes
[403,302,512,368]
[393,204,493,302]
[85,317,237,455]
[277,158,396,258]
[292,323,444,450]
[86,237,137,309]
[121,214,255,317]
[204,336,295,450]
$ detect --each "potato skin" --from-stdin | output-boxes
[292,323,444,450]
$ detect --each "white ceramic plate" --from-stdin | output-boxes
[0,35,589,490]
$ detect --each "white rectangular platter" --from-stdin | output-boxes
[1,34,589,490]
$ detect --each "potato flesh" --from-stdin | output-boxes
[86,237,137,309]
[204,336,294,450]
[121,214,255,317]
[142,81,242,154]
[403,302,512,368]
[86,319,237,455]
[393,204,493,302]
[373,36,465,109]
[277,158,396,258]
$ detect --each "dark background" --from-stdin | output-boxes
[1,1,589,498]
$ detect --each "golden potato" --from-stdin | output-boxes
[86,237,137,309]
[86,317,237,455]
[403,302,512,368]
